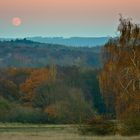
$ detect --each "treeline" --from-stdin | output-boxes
[0,66,105,124]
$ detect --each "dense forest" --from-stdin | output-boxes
[0,39,105,124]
[0,66,105,124]
[0,17,139,136]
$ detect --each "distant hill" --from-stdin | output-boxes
[27,37,109,47]
[0,39,102,68]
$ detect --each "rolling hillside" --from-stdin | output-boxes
[0,39,102,68]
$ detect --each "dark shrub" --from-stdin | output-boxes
[119,111,140,136]
[79,116,117,135]
[7,107,49,124]
[0,97,11,122]
[0,98,49,124]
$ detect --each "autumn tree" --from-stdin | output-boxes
[20,68,50,103]
[99,16,140,119]
[6,68,31,88]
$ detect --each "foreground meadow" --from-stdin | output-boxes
[0,124,139,140]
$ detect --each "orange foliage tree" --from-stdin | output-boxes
[99,16,140,119]
[20,68,50,103]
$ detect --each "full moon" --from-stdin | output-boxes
[12,17,22,26]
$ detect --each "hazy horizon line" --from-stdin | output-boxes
[0,36,112,39]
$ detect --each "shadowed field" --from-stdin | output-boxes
[0,124,139,140]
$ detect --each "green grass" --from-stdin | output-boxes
[0,123,139,140]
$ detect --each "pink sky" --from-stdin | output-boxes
[0,0,140,37]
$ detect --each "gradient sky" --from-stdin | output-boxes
[0,0,140,38]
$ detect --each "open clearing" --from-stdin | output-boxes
[0,123,139,140]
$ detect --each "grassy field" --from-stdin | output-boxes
[0,123,139,140]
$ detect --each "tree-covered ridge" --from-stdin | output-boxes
[0,39,102,68]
